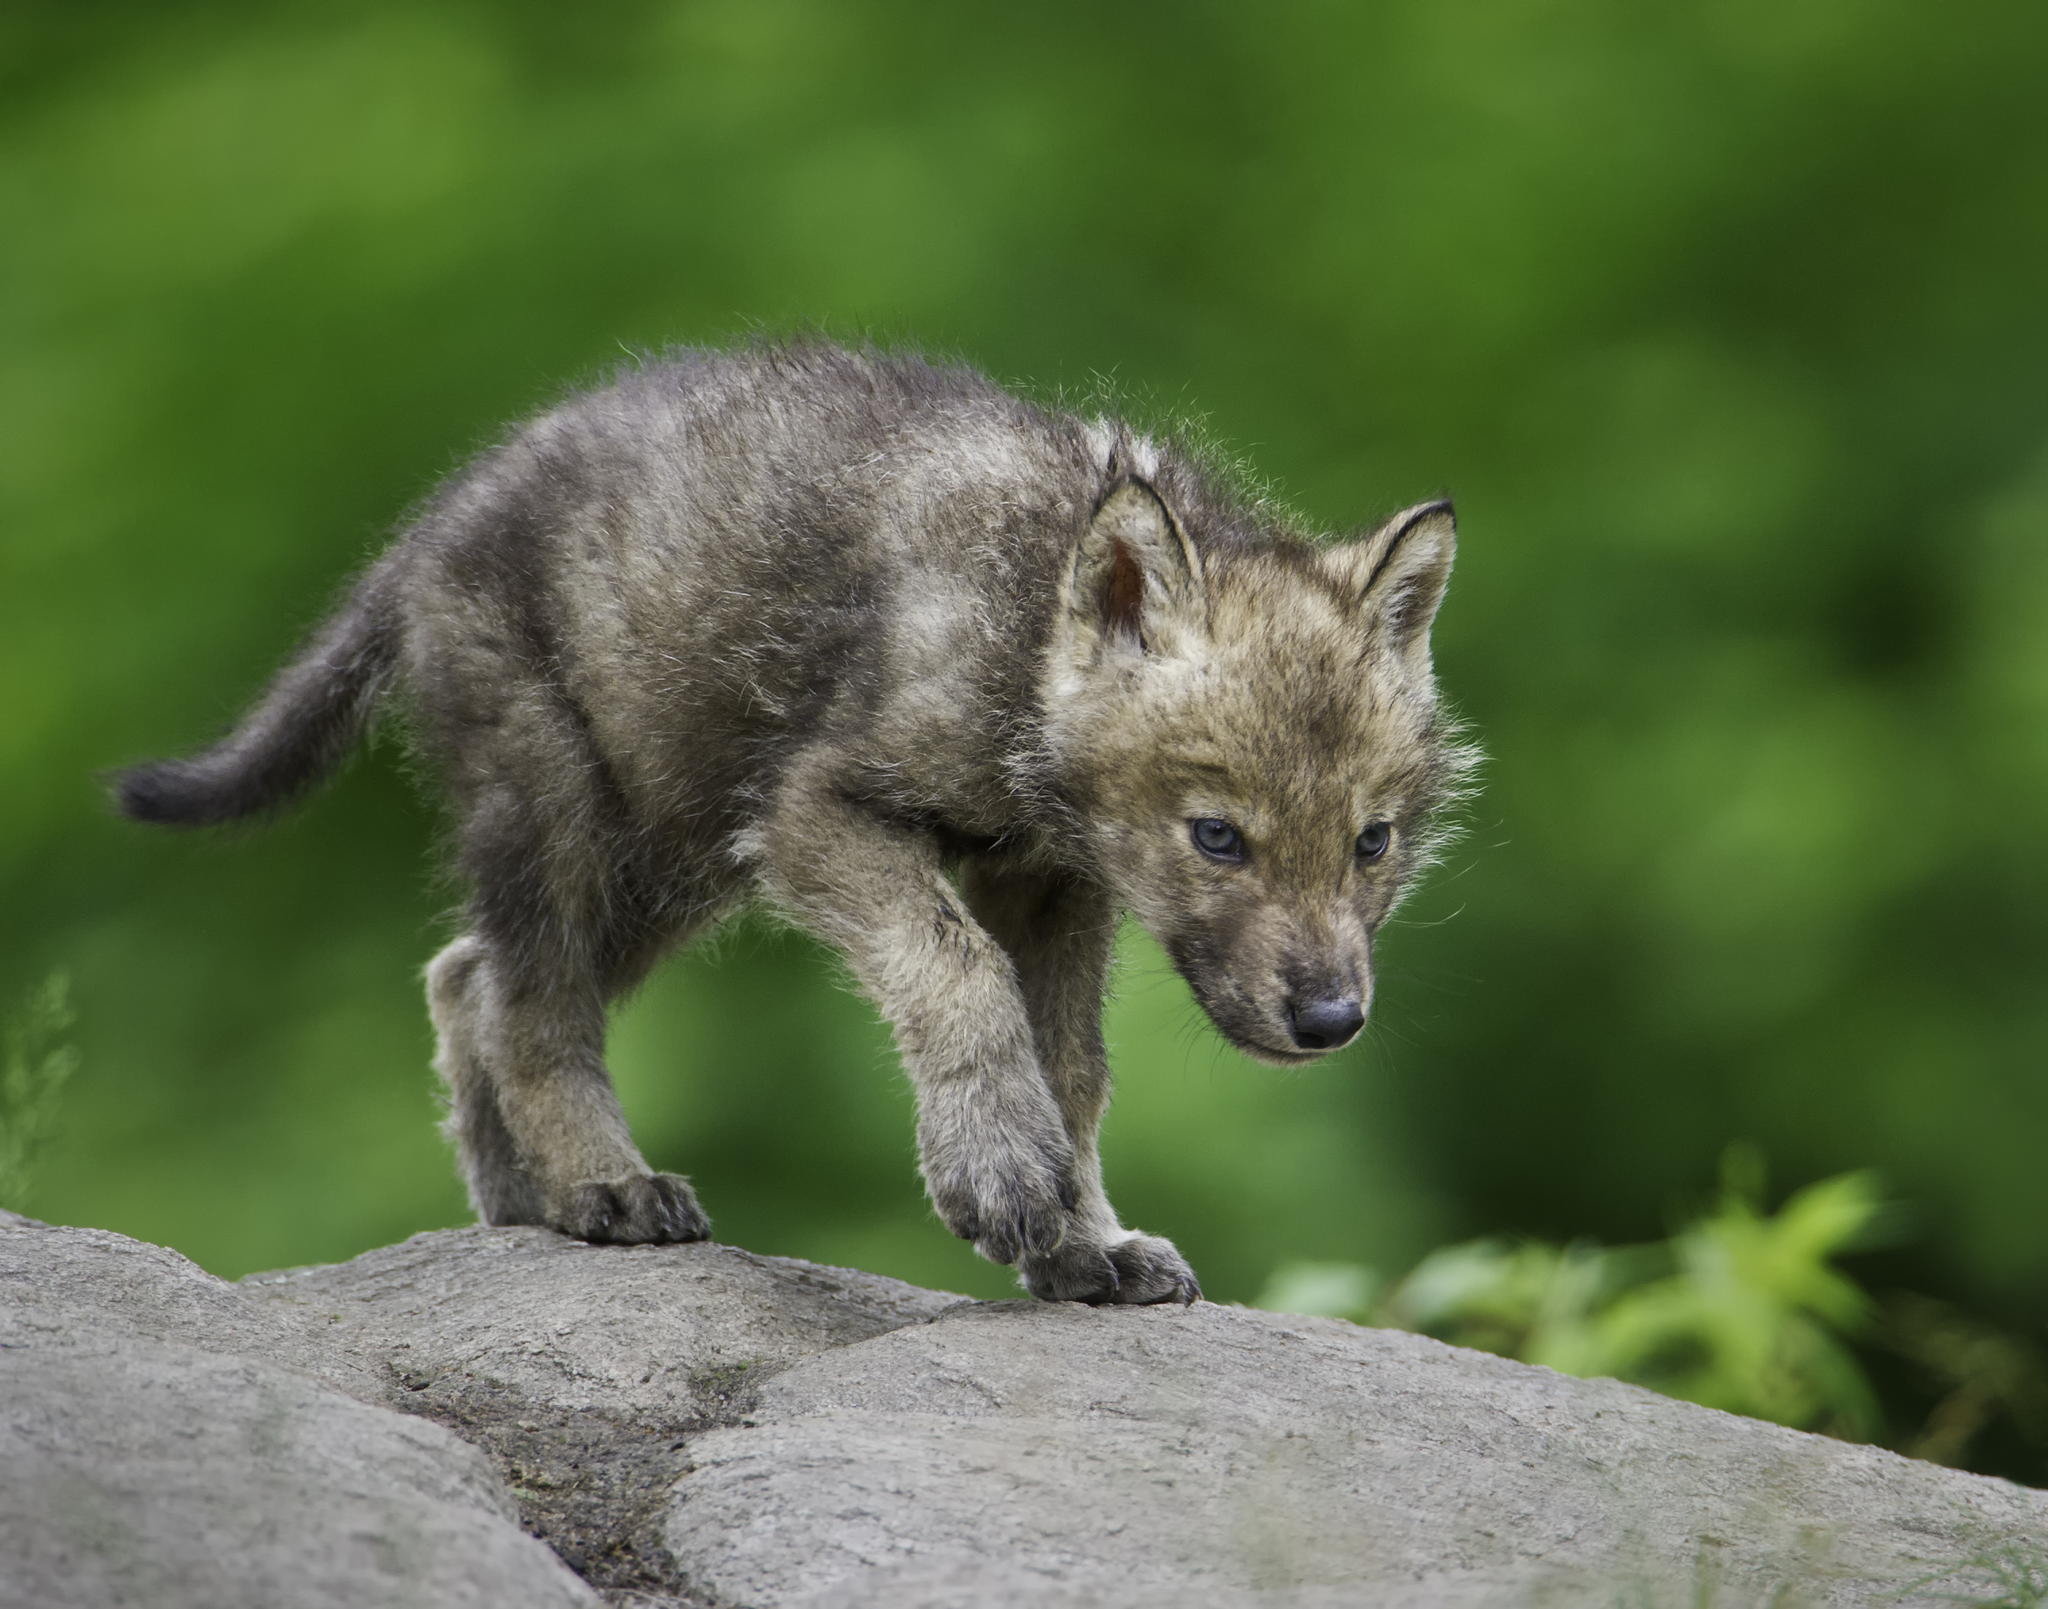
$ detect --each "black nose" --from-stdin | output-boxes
[1288,995,1365,1051]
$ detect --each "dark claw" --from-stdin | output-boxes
[1078,1258,1123,1306]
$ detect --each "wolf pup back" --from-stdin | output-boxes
[117,341,1476,1304]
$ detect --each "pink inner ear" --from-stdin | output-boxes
[1105,537,1145,644]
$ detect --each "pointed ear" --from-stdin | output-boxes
[1325,498,1456,677]
[1063,478,1206,656]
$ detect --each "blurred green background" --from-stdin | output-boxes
[4,2,2045,1476]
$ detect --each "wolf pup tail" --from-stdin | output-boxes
[113,560,403,827]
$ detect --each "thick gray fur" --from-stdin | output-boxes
[117,340,1475,1303]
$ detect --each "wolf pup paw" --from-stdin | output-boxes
[928,1146,1077,1267]
[1105,1233,1202,1304]
[1023,1232,1201,1305]
[554,1173,711,1245]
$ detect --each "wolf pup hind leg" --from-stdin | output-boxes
[115,340,1475,1302]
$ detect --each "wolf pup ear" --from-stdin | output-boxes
[1327,498,1456,680]
[1067,478,1206,657]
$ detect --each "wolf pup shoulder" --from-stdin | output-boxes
[116,341,1476,1304]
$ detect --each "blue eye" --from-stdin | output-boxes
[1190,818,1246,862]
[1356,822,1391,861]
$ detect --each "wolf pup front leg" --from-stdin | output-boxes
[754,755,1082,1271]
[960,862,1200,1303]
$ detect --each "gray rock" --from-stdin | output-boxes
[4,1210,2043,1609]
[0,1212,596,1609]
[3,1345,596,1609]
[665,1300,2048,1606]
[0,1211,378,1395]
[242,1225,961,1595]
[243,1223,959,1419]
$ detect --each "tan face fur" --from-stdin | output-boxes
[1045,479,1468,1065]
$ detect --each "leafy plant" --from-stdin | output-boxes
[1258,1148,1886,1437]
[0,971,81,1213]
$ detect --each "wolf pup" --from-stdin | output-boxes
[116,341,1474,1304]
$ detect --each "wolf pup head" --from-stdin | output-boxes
[1045,476,1476,1064]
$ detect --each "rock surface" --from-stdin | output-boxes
[0,1215,595,1609]
[2,1210,2042,1609]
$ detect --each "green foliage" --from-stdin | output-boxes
[1261,1155,2048,1475]
[1260,1151,1885,1436]
[0,973,80,1214]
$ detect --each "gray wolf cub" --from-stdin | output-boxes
[117,341,1473,1304]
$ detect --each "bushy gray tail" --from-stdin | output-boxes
[113,560,402,828]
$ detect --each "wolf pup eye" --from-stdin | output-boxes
[1355,822,1391,861]
[1190,818,1246,863]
